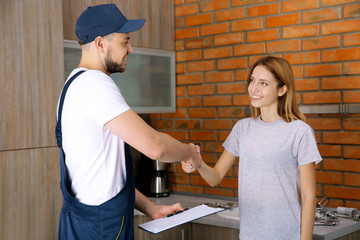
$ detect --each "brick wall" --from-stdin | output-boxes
[150,0,360,208]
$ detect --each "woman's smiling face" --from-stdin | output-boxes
[248,65,284,113]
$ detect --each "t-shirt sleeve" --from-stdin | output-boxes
[297,126,322,166]
[223,120,240,157]
[77,71,130,125]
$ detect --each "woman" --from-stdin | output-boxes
[183,56,322,240]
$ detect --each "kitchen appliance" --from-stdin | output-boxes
[150,160,169,197]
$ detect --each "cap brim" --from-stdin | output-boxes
[116,19,145,33]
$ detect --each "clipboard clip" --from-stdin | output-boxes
[204,202,233,210]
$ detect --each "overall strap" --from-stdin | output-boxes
[56,70,85,148]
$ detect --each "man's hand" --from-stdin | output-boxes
[184,143,202,171]
[149,203,183,220]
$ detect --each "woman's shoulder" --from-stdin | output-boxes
[289,119,315,134]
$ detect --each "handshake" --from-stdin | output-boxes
[182,143,202,173]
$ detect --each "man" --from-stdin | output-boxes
[56,4,202,239]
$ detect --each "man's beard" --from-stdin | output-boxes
[105,48,126,74]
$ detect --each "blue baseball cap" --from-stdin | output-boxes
[76,4,145,45]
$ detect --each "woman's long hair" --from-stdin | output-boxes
[246,56,305,122]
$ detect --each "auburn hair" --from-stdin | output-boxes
[246,56,305,122]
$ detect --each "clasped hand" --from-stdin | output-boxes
[182,143,202,173]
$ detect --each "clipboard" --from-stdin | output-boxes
[138,204,225,234]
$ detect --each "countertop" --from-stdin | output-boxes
[135,193,360,240]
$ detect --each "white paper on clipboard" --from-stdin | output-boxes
[138,204,225,234]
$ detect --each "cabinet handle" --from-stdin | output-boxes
[181,228,185,240]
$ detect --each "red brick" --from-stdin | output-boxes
[175,17,184,28]
[235,69,249,81]
[344,3,360,18]
[189,108,216,118]
[214,32,244,46]
[267,39,300,53]
[203,141,224,153]
[217,83,246,94]
[345,200,360,209]
[204,71,234,83]
[322,19,360,35]
[217,107,247,118]
[203,95,232,106]
[295,78,319,91]
[343,91,360,103]
[303,8,340,23]
[343,33,360,46]
[175,0,184,5]
[175,4,199,17]
[306,118,341,130]
[176,50,202,62]
[188,60,215,72]
[217,58,247,70]
[234,43,265,56]
[204,46,232,59]
[219,178,238,188]
[203,120,233,130]
[344,118,360,131]
[215,8,245,22]
[205,187,235,197]
[188,85,215,95]
[175,28,199,40]
[324,186,360,200]
[161,109,187,119]
[176,120,201,129]
[177,185,204,194]
[200,0,228,12]
[232,0,262,7]
[200,22,229,36]
[322,77,360,90]
[323,158,360,172]
[302,36,340,50]
[185,37,212,49]
[202,152,219,164]
[176,86,186,96]
[175,40,185,51]
[162,130,187,140]
[284,51,320,64]
[248,4,271,17]
[153,120,174,129]
[283,0,318,12]
[316,172,342,184]
[189,130,217,141]
[234,95,250,105]
[302,92,341,104]
[190,175,210,186]
[177,73,202,85]
[322,0,357,6]
[266,13,300,28]
[305,64,341,77]
[176,63,186,74]
[344,146,360,159]
[344,174,360,187]
[177,97,201,107]
[317,145,342,157]
[168,173,189,184]
[344,62,360,75]
[219,131,232,142]
[247,29,279,42]
[323,48,360,62]
[323,132,360,145]
[283,25,319,38]
[231,18,263,31]
[185,13,212,27]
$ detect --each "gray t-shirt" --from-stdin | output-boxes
[223,116,322,240]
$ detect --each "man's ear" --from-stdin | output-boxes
[94,36,105,51]
[278,85,287,97]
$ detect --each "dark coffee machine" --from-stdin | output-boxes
[150,160,169,197]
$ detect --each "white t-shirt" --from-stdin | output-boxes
[223,116,322,240]
[59,68,130,206]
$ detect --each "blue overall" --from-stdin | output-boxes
[56,71,135,240]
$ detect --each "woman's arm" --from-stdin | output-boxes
[299,162,317,240]
[183,150,237,187]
